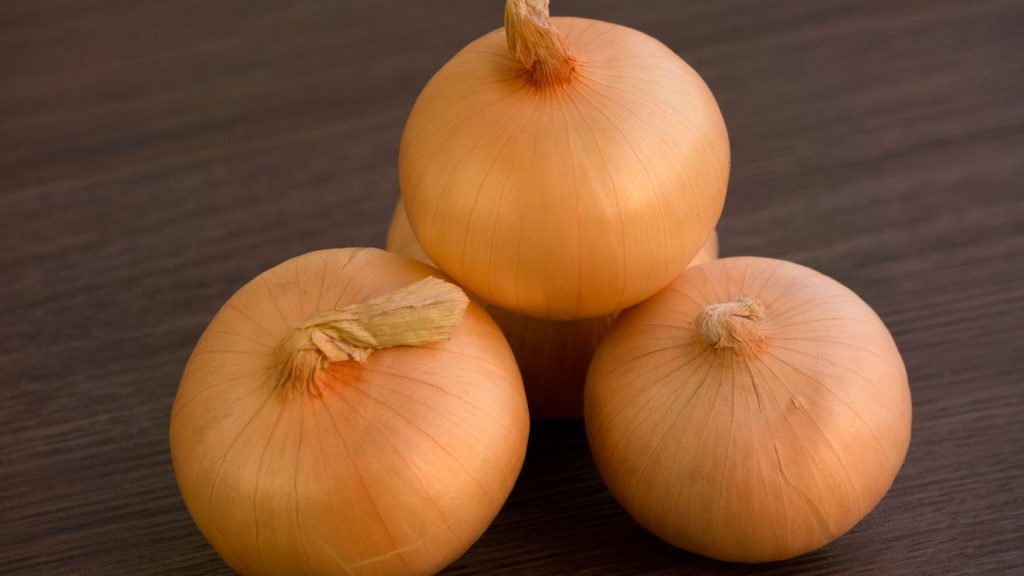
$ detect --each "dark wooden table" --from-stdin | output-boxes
[3,1,1022,574]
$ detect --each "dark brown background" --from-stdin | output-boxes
[2,0,1022,574]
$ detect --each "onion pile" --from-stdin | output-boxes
[171,0,911,572]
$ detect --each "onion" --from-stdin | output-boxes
[170,248,529,576]
[585,257,912,562]
[387,200,718,419]
[399,0,729,320]
[385,200,436,267]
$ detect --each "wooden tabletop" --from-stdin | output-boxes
[2,1,1022,574]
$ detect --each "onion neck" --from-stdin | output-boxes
[271,277,469,396]
[505,0,575,86]
[696,295,768,354]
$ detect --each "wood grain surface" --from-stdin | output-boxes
[2,0,1022,574]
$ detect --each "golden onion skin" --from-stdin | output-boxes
[170,248,529,576]
[585,257,912,562]
[387,200,719,419]
[399,17,729,320]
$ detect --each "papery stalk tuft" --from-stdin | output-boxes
[696,295,768,352]
[272,277,469,395]
[505,0,575,85]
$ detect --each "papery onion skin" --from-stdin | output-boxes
[399,14,729,320]
[585,257,912,562]
[170,248,529,576]
[387,200,718,419]
[389,198,724,275]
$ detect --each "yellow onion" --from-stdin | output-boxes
[399,0,729,320]
[170,248,529,575]
[585,257,911,562]
[387,200,718,419]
